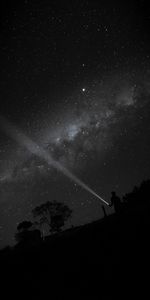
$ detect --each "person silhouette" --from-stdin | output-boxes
[110,191,121,213]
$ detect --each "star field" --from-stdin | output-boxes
[0,0,150,248]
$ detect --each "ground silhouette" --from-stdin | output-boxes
[0,180,150,299]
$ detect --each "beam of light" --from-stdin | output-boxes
[0,116,109,206]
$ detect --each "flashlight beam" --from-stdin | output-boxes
[0,116,109,206]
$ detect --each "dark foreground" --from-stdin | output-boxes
[0,198,150,299]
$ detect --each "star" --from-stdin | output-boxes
[82,88,86,92]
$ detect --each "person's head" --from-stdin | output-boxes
[111,191,116,196]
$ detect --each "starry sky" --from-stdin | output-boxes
[0,0,150,248]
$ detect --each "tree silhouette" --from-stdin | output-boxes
[32,201,72,234]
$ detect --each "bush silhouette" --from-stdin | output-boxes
[17,221,33,231]
[15,220,41,246]
[122,179,150,208]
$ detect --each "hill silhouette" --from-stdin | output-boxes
[0,180,150,299]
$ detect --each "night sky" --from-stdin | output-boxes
[0,0,150,248]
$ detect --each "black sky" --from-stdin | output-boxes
[0,0,150,248]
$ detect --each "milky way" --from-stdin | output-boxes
[0,73,138,181]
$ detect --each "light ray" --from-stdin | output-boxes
[0,116,109,206]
